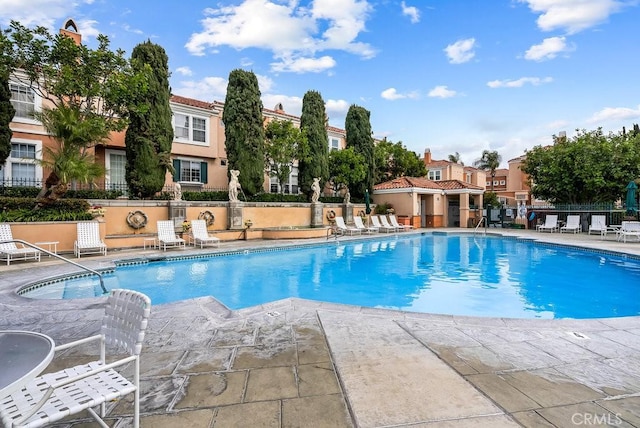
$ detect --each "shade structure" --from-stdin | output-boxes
[365,189,371,214]
[626,181,638,214]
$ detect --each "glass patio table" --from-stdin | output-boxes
[0,330,55,398]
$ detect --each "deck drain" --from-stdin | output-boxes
[567,331,589,339]
[266,311,281,317]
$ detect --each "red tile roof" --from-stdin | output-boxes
[374,176,442,190]
[170,95,215,109]
[438,180,483,190]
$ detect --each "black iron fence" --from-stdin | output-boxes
[526,203,637,230]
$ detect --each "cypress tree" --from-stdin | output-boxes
[298,90,329,199]
[222,69,265,196]
[125,41,173,198]
[0,70,14,167]
[345,104,375,199]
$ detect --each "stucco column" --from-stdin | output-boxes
[228,201,244,230]
[310,202,324,228]
[460,193,470,228]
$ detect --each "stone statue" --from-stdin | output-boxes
[311,177,321,203]
[229,170,242,202]
[173,182,182,201]
[343,186,350,204]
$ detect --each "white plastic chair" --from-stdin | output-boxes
[74,221,107,258]
[617,221,640,243]
[370,215,395,233]
[334,216,361,236]
[536,215,559,233]
[156,220,186,251]
[0,223,41,265]
[379,215,401,232]
[0,289,151,428]
[189,219,220,248]
[560,215,581,233]
[588,215,607,235]
[389,214,414,231]
[353,216,376,234]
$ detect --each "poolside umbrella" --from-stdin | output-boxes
[365,189,371,226]
[626,181,638,214]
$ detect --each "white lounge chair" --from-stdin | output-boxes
[190,219,220,248]
[157,220,186,251]
[536,214,559,233]
[379,215,401,232]
[560,215,581,233]
[74,221,107,258]
[334,216,361,236]
[0,223,41,265]
[370,215,396,233]
[353,216,377,234]
[0,289,151,428]
[617,221,640,243]
[588,215,607,236]
[389,214,414,231]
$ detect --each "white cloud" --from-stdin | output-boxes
[518,0,624,34]
[255,73,275,93]
[325,98,350,125]
[185,0,375,72]
[76,19,101,40]
[487,77,553,88]
[271,55,337,73]
[262,94,303,114]
[172,76,228,101]
[380,88,419,100]
[401,1,420,23]
[444,38,476,64]
[428,86,457,98]
[524,36,573,61]
[174,67,193,76]
[587,105,640,124]
[0,0,69,29]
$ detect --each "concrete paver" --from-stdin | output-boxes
[1,229,640,427]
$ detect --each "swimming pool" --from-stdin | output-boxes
[21,234,640,319]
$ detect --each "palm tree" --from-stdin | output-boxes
[448,152,463,165]
[473,150,502,192]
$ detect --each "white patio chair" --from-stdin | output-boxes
[74,221,107,258]
[560,215,581,233]
[353,216,377,234]
[389,214,414,231]
[617,221,640,243]
[157,220,186,251]
[0,223,41,265]
[370,215,396,233]
[379,215,402,232]
[0,289,151,428]
[588,215,607,236]
[334,216,361,236]
[189,219,220,248]
[536,215,559,233]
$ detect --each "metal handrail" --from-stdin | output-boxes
[1,239,107,294]
[474,217,486,235]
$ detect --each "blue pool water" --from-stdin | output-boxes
[22,234,640,319]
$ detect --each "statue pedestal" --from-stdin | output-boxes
[310,202,324,228]
[169,201,187,228]
[228,201,244,230]
[343,204,353,224]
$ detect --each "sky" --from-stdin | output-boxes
[1,0,639,167]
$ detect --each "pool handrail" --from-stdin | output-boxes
[1,239,107,294]
[474,217,486,235]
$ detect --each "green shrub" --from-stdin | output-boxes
[374,202,393,214]
[0,197,91,222]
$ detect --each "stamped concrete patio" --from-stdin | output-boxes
[1,229,639,427]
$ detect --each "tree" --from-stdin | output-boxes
[222,69,265,196]
[0,69,14,166]
[0,21,150,205]
[345,104,374,198]
[328,147,367,194]
[264,119,307,194]
[473,150,502,192]
[521,128,640,204]
[448,152,463,165]
[374,137,426,182]
[298,90,329,199]
[125,41,174,199]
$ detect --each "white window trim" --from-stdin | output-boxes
[105,149,126,184]
[9,80,42,125]
[177,157,205,184]
[429,169,442,181]
[172,108,210,147]
[2,138,43,182]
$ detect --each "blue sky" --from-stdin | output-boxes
[2,0,639,167]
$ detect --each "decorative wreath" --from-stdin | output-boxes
[198,210,215,226]
[326,210,336,221]
[126,210,148,230]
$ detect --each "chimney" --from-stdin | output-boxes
[59,18,81,45]
[423,148,432,165]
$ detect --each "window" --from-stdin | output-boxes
[268,165,299,194]
[106,150,127,194]
[172,159,208,184]
[428,170,441,181]
[174,113,208,144]
[10,83,35,120]
[220,159,227,166]
[329,138,340,151]
[465,172,472,183]
[1,140,42,186]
